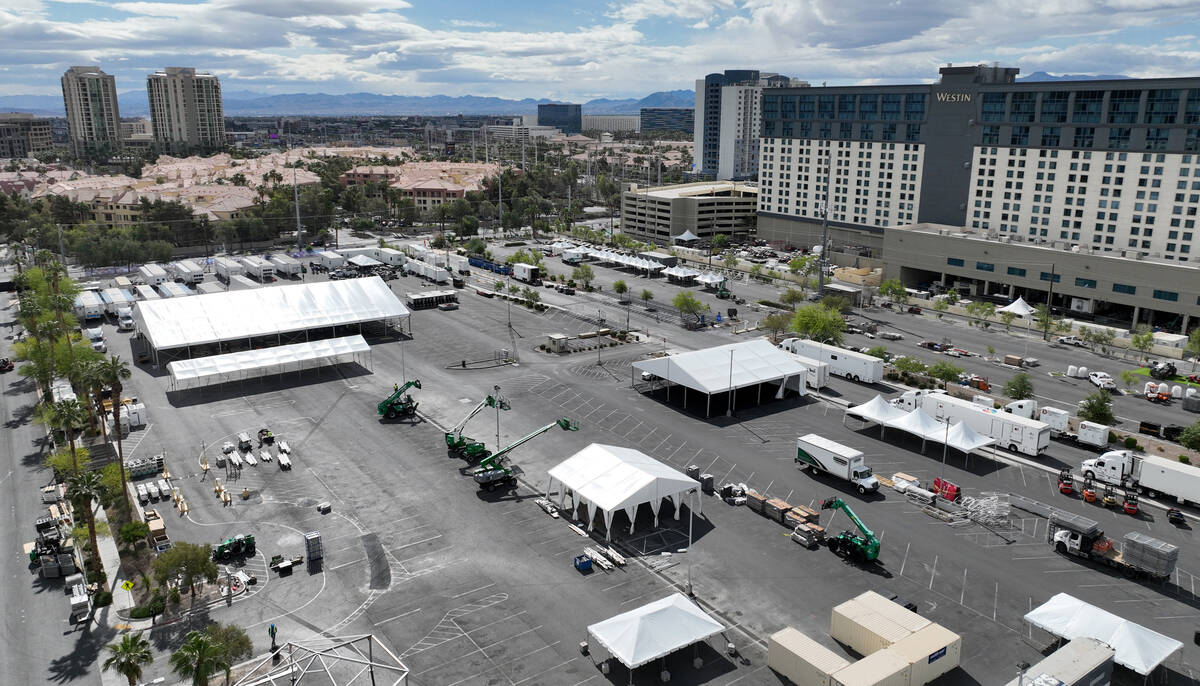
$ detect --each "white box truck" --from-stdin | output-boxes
[780,338,883,384]
[227,274,257,291]
[796,434,879,494]
[782,351,830,389]
[448,254,470,274]
[1081,450,1200,504]
[238,256,275,282]
[171,260,204,284]
[512,262,541,284]
[134,284,160,301]
[317,251,345,269]
[100,288,136,316]
[73,291,105,321]
[196,282,224,295]
[156,281,193,298]
[895,390,1051,456]
[268,254,302,277]
[1038,407,1109,449]
[214,257,244,282]
[137,263,169,285]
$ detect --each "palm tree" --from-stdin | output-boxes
[103,632,154,686]
[45,398,88,474]
[169,631,232,686]
[76,358,107,439]
[99,355,133,512]
[66,470,105,569]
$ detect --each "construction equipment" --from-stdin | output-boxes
[377,380,421,419]
[1168,508,1186,525]
[212,534,256,561]
[1057,469,1075,495]
[1049,511,1176,580]
[1149,361,1178,380]
[471,418,578,491]
[819,496,880,563]
[1081,477,1097,503]
[715,279,732,300]
[1101,484,1118,507]
[445,394,509,456]
[1122,490,1139,516]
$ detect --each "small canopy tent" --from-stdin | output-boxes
[997,296,1036,318]
[588,594,725,671]
[347,254,383,268]
[1025,593,1182,676]
[631,340,810,417]
[944,420,996,454]
[695,272,725,286]
[673,230,700,242]
[885,408,946,452]
[547,444,700,540]
[844,395,909,437]
[167,335,370,390]
[662,266,701,283]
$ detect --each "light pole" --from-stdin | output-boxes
[1017,661,1030,686]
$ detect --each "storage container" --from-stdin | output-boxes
[888,624,961,685]
[1001,637,1113,686]
[853,591,931,635]
[831,598,913,657]
[768,627,850,686]
[832,648,911,686]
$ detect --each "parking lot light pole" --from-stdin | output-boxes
[494,385,502,450]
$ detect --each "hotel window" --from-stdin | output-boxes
[1144,89,1179,124]
[905,124,921,142]
[904,93,925,121]
[1040,92,1069,123]
[1187,129,1200,152]
[838,95,857,120]
[762,95,780,120]
[818,95,835,119]
[1108,90,1142,124]
[858,95,878,120]
[881,124,896,141]
[1073,127,1095,148]
[840,123,852,139]
[1010,126,1030,146]
[881,94,901,120]
[860,124,874,139]
[1040,271,1061,283]
[975,261,994,272]
[1007,266,1026,276]
[1010,92,1036,122]
[796,95,814,120]
[981,93,1006,122]
[1074,277,1096,288]
[1041,127,1061,147]
[1153,289,1179,301]
[1072,91,1104,123]
[1112,283,1136,294]
[982,126,1000,145]
[1108,127,1131,149]
[946,257,964,267]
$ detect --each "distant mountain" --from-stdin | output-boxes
[1018,71,1130,82]
[0,88,697,118]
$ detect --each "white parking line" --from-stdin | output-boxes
[374,607,422,626]
[452,583,496,599]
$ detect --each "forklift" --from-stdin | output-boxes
[377,380,421,419]
[1057,469,1075,496]
[1081,476,1097,504]
[819,496,880,563]
[1122,490,1139,516]
[1101,484,1119,508]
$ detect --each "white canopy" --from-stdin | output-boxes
[167,335,370,389]
[588,594,725,669]
[886,408,946,444]
[997,296,1036,318]
[588,250,664,271]
[547,444,699,539]
[695,272,724,285]
[135,276,409,352]
[673,230,700,242]
[662,266,700,279]
[846,395,909,426]
[347,254,382,268]
[1025,593,1181,675]
[632,340,810,395]
[945,421,996,453]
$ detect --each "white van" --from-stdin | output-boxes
[116,306,135,332]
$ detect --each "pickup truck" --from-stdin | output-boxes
[1057,335,1086,347]
[1089,371,1116,390]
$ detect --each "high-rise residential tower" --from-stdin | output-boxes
[61,66,122,156]
[537,103,583,135]
[693,70,806,180]
[147,67,226,153]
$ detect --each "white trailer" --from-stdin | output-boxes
[214,256,244,282]
[227,274,258,291]
[238,256,275,282]
[448,254,470,274]
[1038,407,1109,449]
[268,254,302,277]
[779,338,883,384]
[782,351,830,389]
[1081,450,1200,504]
[512,263,541,284]
[134,284,161,301]
[317,251,345,269]
[73,291,105,321]
[795,434,879,494]
[156,282,193,298]
[895,390,1051,456]
[110,275,133,290]
[137,263,169,285]
[100,287,136,315]
[196,282,224,295]
[171,260,204,284]
[378,248,407,266]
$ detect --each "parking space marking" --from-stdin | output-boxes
[512,657,583,686]
[374,607,422,626]
[330,556,366,571]
[452,583,496,599]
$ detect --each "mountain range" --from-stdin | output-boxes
[0,89,695,118]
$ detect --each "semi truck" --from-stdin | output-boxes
[893,390,1051,456]
[214,256,245,283]
[239,256,276,282]
[100,287,136,316]
[781,351,830,389]
[1038,407,1110,449]
[512,262,541,285]
[137,263,169,285]
[1048,510,1177,580]
[795,434,879,494]
[171,259,205,284]
[779,338,883,384]
[73,291,105,321]
[1081,449,1200,504]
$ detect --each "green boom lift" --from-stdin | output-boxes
[211,534,256,561]
[378,380,421,419]
[820,496,880,562]
[715,278,732,300]
[445,394,510,457]
[472,417,578,491]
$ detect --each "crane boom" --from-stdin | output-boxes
[820,496,880,561]
[477,417,577,470]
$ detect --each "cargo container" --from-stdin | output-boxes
[110,275,133,289]
[137,263,169,285]
[214,256,245,282]
[100,287,136,315]
[448,253,469,273]
[379,248,408,266]
[317,251,346,269]
[156,282,193,298]
[831,598,913,658]
[780,338,884,384]
[512,262,541,284]
[832,649,911,686]
[768,628,850,686]
[1038,407,1109,448]
[888,624,961,685]
[171,260,204,284]
[268,254,302,277]
[1001,637,1114,686]
[196,281,224,295]
[852,591,931,635]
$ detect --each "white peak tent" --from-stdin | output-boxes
[997,297,1035,318]
[886,408,946,452]
[588,593,725,673]
[844,395,909,437]
[944,420,996,454]
[695,272,725,286]
[167,335,370,390]
[1025,593,1181,676]
[347,254,383,268]
[547,444,700,540]
[673,230,700,242]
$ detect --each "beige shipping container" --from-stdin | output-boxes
[888,624,962,685]
[768,628,851,686]
[853,591,932,634]
[832,649,911,686]
[832,599,914,657]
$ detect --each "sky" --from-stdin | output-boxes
[3,0,1200,100]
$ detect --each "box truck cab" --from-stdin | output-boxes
[796,434,879,494]
[116,306,135,331]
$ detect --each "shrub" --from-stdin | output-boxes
[1181,455,1192,464]
[93,591,113,608]
[169,587,181,605]
[1123,436,1139,450]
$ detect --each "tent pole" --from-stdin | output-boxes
[726,350,734,417]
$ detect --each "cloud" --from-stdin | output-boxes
[446,19,497,28]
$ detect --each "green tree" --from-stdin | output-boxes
[1130,329,1154,362]
[66,471,105,572]
[927,361,965,384]
[45,446,90,479]
[153,542,219,596]
[1186,329,1200,371]
[710,233,729,254]
[780,288,806,309]
[640,288,653,303]
[103,631,154,686]
[1078,391,1115,426]
[1180,422,1200,451]
[722,253,739,270]
[1034,304,1056,340]
[44,398,88,474]
[203,623,254,663]
[819,294,852,315]
[966,301,996,328]
[572,264,595,288]
[1119,369,1140,391]
[672,291,708,322]
[762,312,791,340]
[790,304,845,345]
[119,521,150,548]
[169,631,232,686]
[612,280,629,297]
[99,355,133,512]
[878,279,909,306]
[932,298,950,319]
[999,311,1017,330]
[893,357,927,375]
[1003,372,1035,400]
[788,255,814,277]
[865,345,889,359]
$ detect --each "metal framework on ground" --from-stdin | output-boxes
[233,633,409,686]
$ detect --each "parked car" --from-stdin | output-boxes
[437,302,459,311]
[918,340,943,351]
[880,332,903,341]
[1088,371,1116,390]
[906,306,922,314]
[1056,335,1086,347]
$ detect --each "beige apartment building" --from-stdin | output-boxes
[147,67,226,153]
[61,66,122,156]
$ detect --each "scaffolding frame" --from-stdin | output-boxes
[234,634,408,686]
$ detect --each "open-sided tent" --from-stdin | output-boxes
[945,421,996,454]
[167,335,370,390]
[1025,593,1181,675]
[632,340,810,416]
[696,272,724,286]
[997,297,1035,318]
[885,408,946,451]
[673,230,700,242]
[547,444,699,540]
[588,594,725,670]
[347,254,383,268]
[844,395,909,437]
[662,266,700,283]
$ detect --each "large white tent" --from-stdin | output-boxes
[662,266,701,282]
[588,594,725,670]
[632,340,810,416]
[1025,593,1181,675]
[695,272,725,286]
[547,444,699,540]
[886,408,947,451]
[167,335,371,390]
[134,276,409,360]
[997,296,1036,318]
[844,395,909,436]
